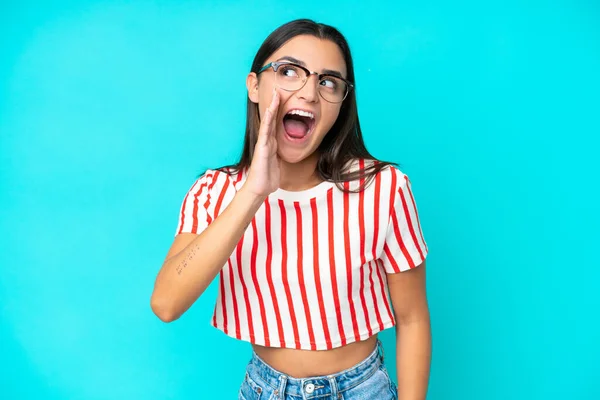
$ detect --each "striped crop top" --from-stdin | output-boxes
[174,159,428,350]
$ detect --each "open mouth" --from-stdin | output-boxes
[283,109,316,139]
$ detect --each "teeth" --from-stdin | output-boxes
[288,109,314,119]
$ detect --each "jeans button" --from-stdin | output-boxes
[305,383,315,394]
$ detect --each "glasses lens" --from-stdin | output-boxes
[275,63,307,91]
[274,63,349,103]
[318,76,348,103]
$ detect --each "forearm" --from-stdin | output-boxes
[395,316,432,400]
[152,186,265,320]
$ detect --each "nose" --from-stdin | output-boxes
[295,73,319,102]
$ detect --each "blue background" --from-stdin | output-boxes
[1,1,599,399]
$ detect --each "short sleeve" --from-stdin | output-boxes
[379,169,429,273]
[174,170,216,237]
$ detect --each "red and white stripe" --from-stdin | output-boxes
[174,162,428,350]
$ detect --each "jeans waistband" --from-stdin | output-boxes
[248,339,385,398]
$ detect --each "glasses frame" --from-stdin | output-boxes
[257,61,354,103]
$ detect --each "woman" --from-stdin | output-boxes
[151,19,431,399]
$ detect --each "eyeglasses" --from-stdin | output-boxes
[257,61,354,104]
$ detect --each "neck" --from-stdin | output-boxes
[279,153,322,191]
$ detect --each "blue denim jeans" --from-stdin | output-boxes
[239,340,398,399]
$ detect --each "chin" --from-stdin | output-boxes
[277,147,311,164]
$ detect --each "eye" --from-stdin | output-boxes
[320,77,338,91]
[279,64,301,78]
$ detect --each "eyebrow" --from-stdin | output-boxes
[276,56,345,79]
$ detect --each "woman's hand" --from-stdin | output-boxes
[244,88,281,199]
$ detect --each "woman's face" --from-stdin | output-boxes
[247,35,348,164]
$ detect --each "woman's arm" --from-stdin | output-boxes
[387,260,431,400]
[150,187,265,322]
[151,89,281,323]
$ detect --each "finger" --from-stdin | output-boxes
[258,109,272,146]
[267,89,280,136]
[270,86,280,112]
[258,89,279,144]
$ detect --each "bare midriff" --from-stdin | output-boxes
[251,334,379,378]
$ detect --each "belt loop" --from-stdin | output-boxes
[329,375,339,398]
[276,375,288,399]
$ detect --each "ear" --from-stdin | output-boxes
[246,72,259,104]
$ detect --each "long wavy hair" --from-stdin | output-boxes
[209,18,399,192]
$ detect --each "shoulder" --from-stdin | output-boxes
[377,164,410,188]
[370,166,408,214]
[182,167,245,201]
[196,166,245,188]
[342,157,379,173]
[343,157,408,190]
[340,157,411,192]
[345,157,407,178]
